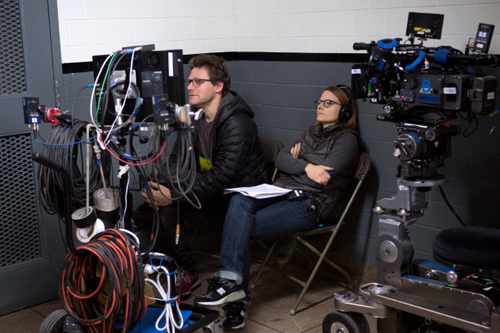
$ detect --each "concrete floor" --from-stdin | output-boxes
[0,233,376,333]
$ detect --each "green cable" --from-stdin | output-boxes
[96,52,118,130]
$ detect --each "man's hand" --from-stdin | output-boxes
[291,142,301,159]
[305,164,334,185]
[141,181,173,207]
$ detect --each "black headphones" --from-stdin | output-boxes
[336,84,353,123]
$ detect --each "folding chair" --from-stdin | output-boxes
[251,151,371,315]
[258,138,284,183]
[188,138,284,250]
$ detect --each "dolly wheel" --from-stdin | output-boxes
[38,309,68,333]
[322,311,369,333]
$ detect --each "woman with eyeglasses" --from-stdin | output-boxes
[194,85,361,329]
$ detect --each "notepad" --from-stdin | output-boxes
[224,184,292,199]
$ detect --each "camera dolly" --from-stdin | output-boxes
[323,175,500,333]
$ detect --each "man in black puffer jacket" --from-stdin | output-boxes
[134,54,267,299]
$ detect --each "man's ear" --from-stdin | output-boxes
[214,81,224,94]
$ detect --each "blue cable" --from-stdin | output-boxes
[405,50,426,71]
[35,135,97,146]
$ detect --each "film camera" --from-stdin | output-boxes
[350,13,498,179]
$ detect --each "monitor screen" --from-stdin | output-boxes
[92,49,185,125]
[406,12,444,40]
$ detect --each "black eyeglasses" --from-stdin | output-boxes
[185,78,211,87]
[315,99,342,108]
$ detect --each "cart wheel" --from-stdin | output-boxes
[322,311,368,333]
[349,312,369,333]
[38,309,68,333]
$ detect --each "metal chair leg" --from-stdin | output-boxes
[250,240,277,289]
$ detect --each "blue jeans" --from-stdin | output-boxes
[218,193,320,294]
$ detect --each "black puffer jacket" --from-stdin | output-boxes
[168,91,268,204]
[273,123,360,220]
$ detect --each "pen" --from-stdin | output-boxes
[313,171,335,184]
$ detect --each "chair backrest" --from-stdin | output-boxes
[353,151,371,183]
[333,151,371,225]
[295,152,371,236]
[259,138,284,182]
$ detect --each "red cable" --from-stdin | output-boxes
[98,135,167,166]
[59,229,146,333]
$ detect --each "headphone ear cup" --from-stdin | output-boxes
[337,85,353,123]
[339,106,352,122]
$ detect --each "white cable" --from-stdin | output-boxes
[104,49,137,144]
[143,265,184,332]
[119,228,139,246]
[122,170,131,221]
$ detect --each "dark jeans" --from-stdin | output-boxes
[218,194,320,294]
[133,195,231,273]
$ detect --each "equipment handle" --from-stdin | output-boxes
[353,42,372,51]
[32,152,80,255]
[32,153,64,173]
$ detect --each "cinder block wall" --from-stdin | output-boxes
[63,60,500,268]
[227,60,500,267]
[57,1,500,63]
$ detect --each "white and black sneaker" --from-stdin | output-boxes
[223,301,247,330]
[194,277,246,307]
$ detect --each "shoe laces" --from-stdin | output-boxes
[206,277,223,291]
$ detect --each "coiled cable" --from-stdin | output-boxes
[37,120,110,217]
[59,228,147,333]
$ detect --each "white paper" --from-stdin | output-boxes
[224,184,292,199]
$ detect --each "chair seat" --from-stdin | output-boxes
[432,226,500,270]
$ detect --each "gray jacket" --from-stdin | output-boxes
[273,123,360,220]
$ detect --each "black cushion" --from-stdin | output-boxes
[432,226,500,269]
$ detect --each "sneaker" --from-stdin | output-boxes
[194,277,246,307]
[178,269,201,300]
[223,301,247,330]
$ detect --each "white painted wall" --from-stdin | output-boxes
[57,0,500,63]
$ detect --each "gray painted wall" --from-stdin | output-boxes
[62,60,500,267]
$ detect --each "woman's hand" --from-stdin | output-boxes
[141,181,173,207]
[291,142,301,159]
[305,164,334,185]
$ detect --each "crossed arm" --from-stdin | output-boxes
[290,142,333,186]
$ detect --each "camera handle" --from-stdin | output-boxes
[373,177,446,289]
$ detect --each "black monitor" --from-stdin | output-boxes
[473,23,495,54]
[406,12,444,40]
[92,49,185,125]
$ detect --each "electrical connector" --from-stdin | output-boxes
[22,97,41,125]
[144,264,157,275]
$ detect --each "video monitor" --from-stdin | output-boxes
[92,49,186,125]
[406,12,444,40]
[473,23,495,54]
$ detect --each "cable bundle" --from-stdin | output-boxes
[144,253,184,332]
[59,229,147,333]
[37,120,110,216]
[152,129,200,209]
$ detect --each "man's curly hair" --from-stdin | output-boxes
[188,54,231,96]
